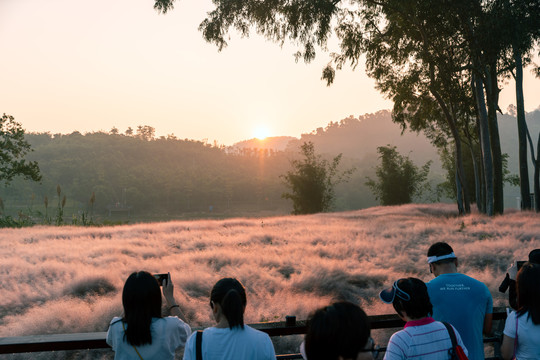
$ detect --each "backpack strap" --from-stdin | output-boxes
[196,330,203,360]
[513,315,518,358]
[442,321,457,359]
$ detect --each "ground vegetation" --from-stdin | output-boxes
[0,203,538,359]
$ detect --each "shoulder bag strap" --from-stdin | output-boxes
[442,322,458,359]
[122,321,144,360]
[513,315,518,359]
[196,330,203,360]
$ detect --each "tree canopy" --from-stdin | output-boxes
[366,145,431,206]
[281,141,353,214]
[0,114,41,185]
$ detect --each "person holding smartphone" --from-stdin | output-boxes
[501,262,540,360]
[503,249,540,310]
[106,271,191,360]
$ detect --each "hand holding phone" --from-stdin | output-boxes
[161,273,176,305]
[153,273,168,286]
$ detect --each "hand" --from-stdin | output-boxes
[507,261,518,281]
[162,272,176,306]
[161,273,187,322]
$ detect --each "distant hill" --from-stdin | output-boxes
[285,111,439,166]
[228,136,296,152]
[2,109,538,221]
[232,109,540,209]
[232,111,437,163]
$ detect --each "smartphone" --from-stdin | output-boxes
[517,261,526,270]
[153,273,168,286]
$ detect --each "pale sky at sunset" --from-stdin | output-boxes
[1,0,539,145]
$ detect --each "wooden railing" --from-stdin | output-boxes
[0,307,508,359]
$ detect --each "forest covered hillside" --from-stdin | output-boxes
[1,109,538,222]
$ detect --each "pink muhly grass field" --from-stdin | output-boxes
[0,203,538,359]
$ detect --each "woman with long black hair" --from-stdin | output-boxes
[501,262,540,360]
[106,271,191,359]
[182,277,275,360]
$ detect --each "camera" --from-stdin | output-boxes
[499,261,525,293]
[153,273,168,286]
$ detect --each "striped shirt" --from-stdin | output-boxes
[384,317,468,360]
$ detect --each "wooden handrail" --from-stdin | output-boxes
[0,307,508,356]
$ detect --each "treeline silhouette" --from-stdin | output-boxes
[1,109,536,222]
[0,132,295,221]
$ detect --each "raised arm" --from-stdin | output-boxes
[162,272,188,322]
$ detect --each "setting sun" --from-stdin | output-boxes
[253,125,271,140]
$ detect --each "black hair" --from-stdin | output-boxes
[528,249,540,264]
[210,278,246,330]
[392,278,432,319]
[516,262,540,325]
[122,271,162,346]
[427,242,456,265]
[304,302,371,360]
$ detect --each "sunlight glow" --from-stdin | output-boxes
[253,125,271,140]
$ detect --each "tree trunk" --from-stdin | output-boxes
[479,145,486,213]
[514,45,531,210]
[471,79,485,213]
[428,83,470,215]
[455,167,464,214]
[466,138,482,210]
[473,72,494,216]
[485,62,504,214]
[455,137,471,214]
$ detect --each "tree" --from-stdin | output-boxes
[500,0,540,210]
[136,125,156,141]
[359,0,475,214]
[0,114,41,185]
[155,0,530,214]
[366,145,431,206]
[281,141,352,214]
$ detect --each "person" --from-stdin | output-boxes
[300,301,377,360]
[501,262,540,360]
[500,249,540,310]
[426,242,492,360]
[182,277,276,360]
[380,277,468,359]
[106,271,191,360]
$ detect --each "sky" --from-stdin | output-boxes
[1,0,539,146]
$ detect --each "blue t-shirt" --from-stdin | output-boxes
[427,273,493,360]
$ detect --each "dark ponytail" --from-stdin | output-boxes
[211,278,246,329]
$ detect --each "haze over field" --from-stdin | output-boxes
[0,203,539,359]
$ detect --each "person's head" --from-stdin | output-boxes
[516,262,540,324]
[210,277,247,329]
[122,271,162,346]
[427,242,458,276]
[304,302,374,360]
[528,249,540,264]
[380,278,432,320]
